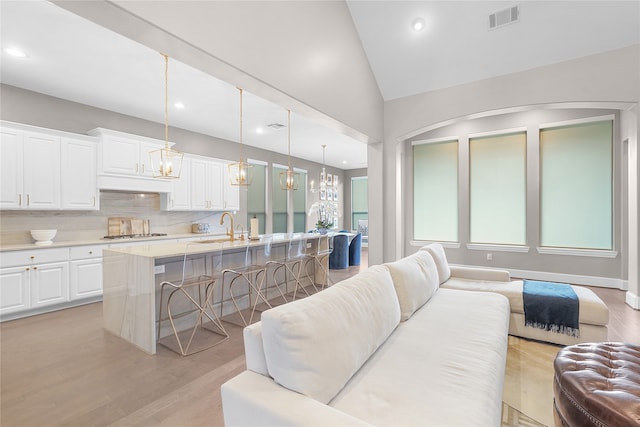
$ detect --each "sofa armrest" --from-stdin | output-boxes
[222,370,374,427]
[449,266,511,282]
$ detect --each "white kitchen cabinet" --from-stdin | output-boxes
[0,125,61,210]
[0,266,30,314]
[191,158,224,211]
[162,157,191,210]
[69,245,105,300]
[61,137,99,210]
[0,247,70,316]
[223,161,240,211]
[0,126,23,209]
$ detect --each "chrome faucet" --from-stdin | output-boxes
[220,212,235,241]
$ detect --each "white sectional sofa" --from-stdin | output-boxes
[222,250,511,426]
[420,244,610,346]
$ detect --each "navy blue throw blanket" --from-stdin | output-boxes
[523,280,579,337]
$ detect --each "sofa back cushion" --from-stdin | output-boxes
[385,250,439,321]
[260,265,400,404]
[421,243,451,284]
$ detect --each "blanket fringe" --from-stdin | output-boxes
[525,320,580,337]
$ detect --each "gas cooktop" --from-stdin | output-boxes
[103,233,168,240]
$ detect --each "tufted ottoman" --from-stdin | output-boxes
[553,342,640,427]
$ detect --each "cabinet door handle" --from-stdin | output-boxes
[92,196,96,207]
[26,194,30,206]
[136,163,139,173]
[89,251,93,255]
[30,256,35,260]
[25,267,30,271]
[142,164,145,173]
[33,266,38,270]
[18,194,22,206]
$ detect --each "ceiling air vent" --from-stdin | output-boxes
[266,123,285,130]
[489,5,519,30]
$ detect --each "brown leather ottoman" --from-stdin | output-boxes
[553,342,640,427]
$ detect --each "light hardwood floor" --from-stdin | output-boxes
[1,250,638,427]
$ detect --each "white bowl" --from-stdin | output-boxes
[30,229,57,245]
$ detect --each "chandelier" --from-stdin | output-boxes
[150,53,183,179]
[308,144,339,227]
[228,87,253,186]
[279,109,299,190]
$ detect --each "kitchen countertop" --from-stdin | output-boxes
[104,233,318,260]
[0,232,229,252]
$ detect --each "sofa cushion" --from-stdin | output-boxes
[385,251,439,321]
[330,289,511,426]
[421,243,451,284]
[260,265,401,404]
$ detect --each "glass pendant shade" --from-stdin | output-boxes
[279,168,299,190]
[150,146,183,179]
[228,160,252,186]
[151,53,183,179]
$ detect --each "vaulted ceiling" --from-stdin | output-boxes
[1,1,638,169]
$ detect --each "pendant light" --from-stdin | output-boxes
[279,109,299,190]
[150,53,183,179]
[228,87,252,186]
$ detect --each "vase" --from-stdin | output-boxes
[318,228,329,235]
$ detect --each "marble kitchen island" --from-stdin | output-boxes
[102,233,329,354]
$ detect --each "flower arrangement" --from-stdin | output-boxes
[315,218,334,233]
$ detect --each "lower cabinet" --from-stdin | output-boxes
[69,245,104,300]
[0,261,69,316]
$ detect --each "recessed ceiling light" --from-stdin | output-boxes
[342,160,348,164]
[174,102,185,109]
[4,47,27,58]
[256,127,264,134]
[412,17,425,32]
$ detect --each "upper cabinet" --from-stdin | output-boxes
[0,122,98,211]
[88,128,172,193]
[61,137,99,210]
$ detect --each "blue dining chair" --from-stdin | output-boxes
[329,234,349,269]
[349,232,362,266]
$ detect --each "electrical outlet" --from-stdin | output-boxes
[154,265,165,274]
[486,253,493,261]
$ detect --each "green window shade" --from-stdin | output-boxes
[247,163,266,234]
[540,120,613,250]
[469,132,526,245]
[413,140,458,242]
[293,171,306,232]
[351,177,368,230]
[272,166,288,233]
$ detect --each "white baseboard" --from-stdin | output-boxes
[490,267,626,290]
[626,291,640,310]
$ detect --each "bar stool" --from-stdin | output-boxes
[303,234,332,290]
[266,234,312,302]
[157,244,229,356]
[219,240,272,327]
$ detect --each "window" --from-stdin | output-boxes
[293,170,307,232]
[469,131,526,245]
[351,177,368,233]
[540,119,613,250]
[272,165,288,233]
[247,162,266,234]
[412,139,458,242]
